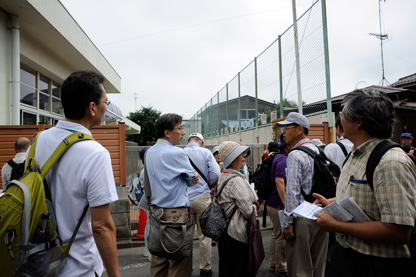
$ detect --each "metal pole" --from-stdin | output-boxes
[321,0,333,127]
[238,72,241,140]
[254,57,259,143]
[226,83,229,138]
[11,16,20,125]
[292,0,303,115]
[278,35,284,118]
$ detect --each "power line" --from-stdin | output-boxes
[98,4,310,47]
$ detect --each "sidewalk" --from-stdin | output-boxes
[116,214,273,249]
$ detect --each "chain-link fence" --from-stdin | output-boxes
[184,0,331,141]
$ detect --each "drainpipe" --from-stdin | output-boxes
[11,15,20,125]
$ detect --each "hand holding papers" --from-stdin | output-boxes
[319,197,371,222]
[291,197,371,222]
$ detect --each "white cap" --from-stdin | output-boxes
[311,139,325,148]
[188,133,204,140]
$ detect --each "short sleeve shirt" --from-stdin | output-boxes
[336,138,416,258]
[266,151,288,209]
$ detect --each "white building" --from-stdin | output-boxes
[0,0,139,133]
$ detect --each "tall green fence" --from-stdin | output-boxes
[184,0,331,141]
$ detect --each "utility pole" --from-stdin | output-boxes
[292,0,303,114]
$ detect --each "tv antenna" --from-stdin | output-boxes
[369,0,389,86]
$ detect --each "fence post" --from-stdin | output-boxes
[254,57,259,144]
[238,72,241,141]
[278,35,284,118]
[321,0,333,128]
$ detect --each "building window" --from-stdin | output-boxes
[20,64,64,125]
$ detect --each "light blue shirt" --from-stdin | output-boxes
[146,138,197,208]
[184,142,221,201]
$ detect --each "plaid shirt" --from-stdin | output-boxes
[217,169,255,243]
[337,138,416,258]
[284,138,318,225]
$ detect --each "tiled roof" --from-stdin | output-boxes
[390,73,416,87]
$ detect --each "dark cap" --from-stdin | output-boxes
[401,132,413,139]
[139,147,149,162]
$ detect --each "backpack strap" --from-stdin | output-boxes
[366,140,401,191]
[7,159,18,168]
[292,145,318,158]
[336,141,348,157]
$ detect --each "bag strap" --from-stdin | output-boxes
[366,140,400,191]
[215,178,242,228]
[143,150,151,203]
[292,145,319,158]
[68,204,89,246]
[336,141,348,157]
[188,157,211,188]
[7,159,18,168]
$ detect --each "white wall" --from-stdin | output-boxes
[0,10,11,125]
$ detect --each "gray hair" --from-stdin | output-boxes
[342,89,395,139]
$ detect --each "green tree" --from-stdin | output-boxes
[277,98,305,108]
[126,106,161,145]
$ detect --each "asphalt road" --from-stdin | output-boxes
[104,229,277,277]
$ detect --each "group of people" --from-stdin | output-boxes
[261,89,416,277]
[1,70,415,277]
[142,112,259,277]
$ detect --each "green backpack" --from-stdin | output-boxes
[0,131,93,277]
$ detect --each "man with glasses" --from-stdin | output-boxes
[145,113,199,277]
[314,90,416,276]
[30,70,120,277]
[278,112,329,277]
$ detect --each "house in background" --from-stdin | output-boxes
[0,0,140,134]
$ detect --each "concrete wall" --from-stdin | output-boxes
[0,10,11,125]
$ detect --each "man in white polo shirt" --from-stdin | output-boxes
[32,71,120,277]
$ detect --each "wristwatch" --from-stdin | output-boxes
[284,222,292,229]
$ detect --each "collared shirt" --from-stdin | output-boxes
[184,142,220,201]
[324,137,354,169]
[337,138,416,258]
[217,169,254,243]
[284,138,318,225]
[1,152,27,188]
[146,138,197,208]
[32,120,118,277]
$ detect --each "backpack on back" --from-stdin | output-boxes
[7,159,26,182]
[250,152,278,200]
[292,145,340,203]
[0,131,93,277]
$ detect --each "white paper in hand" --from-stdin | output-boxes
[291,201,323,220]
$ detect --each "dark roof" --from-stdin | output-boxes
[390,73,416,87]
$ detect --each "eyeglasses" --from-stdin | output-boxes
[171,127,185,131]
[100,99,111,106]
[279,125,298,132]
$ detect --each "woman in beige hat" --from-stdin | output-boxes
[217,141,258,277]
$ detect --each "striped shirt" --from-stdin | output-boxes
[217,169,255,243]
[284,139,318,226]
[337,138,416,258]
